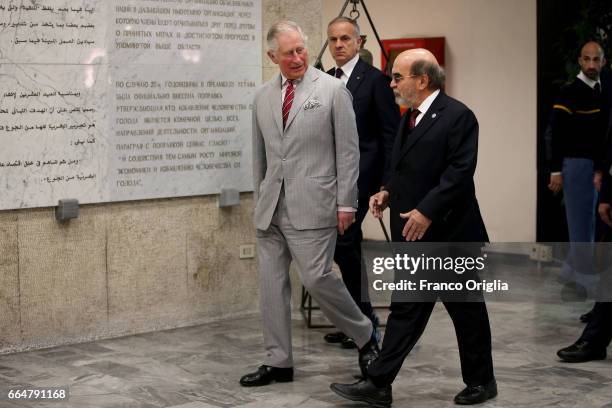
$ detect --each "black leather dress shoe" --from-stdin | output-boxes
[330,378,392,408]
[580,311,593,323]
[454,379,497,405]
[324,331,347,344]
[358,337,380,378]
[341,336,357,349]
[239,365,293,387]
[557,340,607,363]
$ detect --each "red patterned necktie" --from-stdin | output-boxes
[408,109,420,130]
[282,80,294,129]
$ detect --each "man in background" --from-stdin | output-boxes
[557,121,612,363]
[548,42,608,301]
[323,16,399,349]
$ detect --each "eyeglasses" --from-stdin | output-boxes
[392,73,419,83]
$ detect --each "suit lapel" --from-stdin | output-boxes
[397,92,447,162]
[268,75,283,135]
[284,67,317,131]
[346,58,366,95]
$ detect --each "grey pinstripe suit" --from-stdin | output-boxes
[252,66,373,368]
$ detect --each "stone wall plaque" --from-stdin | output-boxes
[0,0,260,209]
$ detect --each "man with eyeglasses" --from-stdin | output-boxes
[322,16,399,350]
[330,48,496,406]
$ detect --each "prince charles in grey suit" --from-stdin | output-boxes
[239,20,379,387]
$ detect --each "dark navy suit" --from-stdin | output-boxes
[328,58,400,324]
[580,119,612,350]
[368,92,495,388]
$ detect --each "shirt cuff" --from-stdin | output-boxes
[551,172,562,176]
[338,206,357,212]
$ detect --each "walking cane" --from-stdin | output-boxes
[378,218,391,242]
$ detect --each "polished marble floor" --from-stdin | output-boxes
[0,300,611,408]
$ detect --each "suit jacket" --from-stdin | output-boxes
[602,132,612,205]
[386,91,488,242]
[252,66,360,231]
[328,59,399,201]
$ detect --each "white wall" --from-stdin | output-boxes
[323,0,537,242]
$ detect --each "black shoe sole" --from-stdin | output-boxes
[240,377,293,387]
[454,389,497,405]
[324,334,347,344]
[330,384,391,408]
[558,354,606,363]
[340,339,358,349]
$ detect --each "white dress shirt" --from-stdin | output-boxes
[414,89,441,126]
[577,70,601,90]
[335,53,360,85]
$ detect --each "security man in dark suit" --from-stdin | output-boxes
[330,49,496,406]
[323,16,400,348]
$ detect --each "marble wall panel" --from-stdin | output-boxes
[0,63,110,210]
[17,206,108,347]
[0,0,109,65]
[106,196,260,331]
[106,63,256,203]
[106,199,190,331]
[262,0,281,69]
[0,211,20,350]
[184,195,260,321]
[109,0,261,66]
[259,0,323,80]
[1,0,261,210]
[281,0,322,64]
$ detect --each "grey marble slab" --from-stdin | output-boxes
[0,300,610,407]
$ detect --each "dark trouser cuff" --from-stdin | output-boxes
[368,374,389,388]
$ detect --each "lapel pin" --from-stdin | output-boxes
[431,113,437,119]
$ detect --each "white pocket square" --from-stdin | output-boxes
[304,99,322,110]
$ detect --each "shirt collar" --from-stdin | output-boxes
[577,71,601,89]
[336,54,360,81]
[280,73,303,88]
[416,89,441,116]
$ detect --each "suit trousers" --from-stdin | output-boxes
[578,224,612,349]
[367,301,495,387]
[257,187,373,368]
[334,202,377,325]
[561,158,599,288]
[563,158,597,243]
[579,301,612,349]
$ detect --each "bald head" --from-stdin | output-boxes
[396,48,439,66]
[390,48,445,108]
[579,41,606,80]
[581,41,604,57]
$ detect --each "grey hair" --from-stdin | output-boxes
[410,59,446,90]
[266,20,308,53]
[327,16,361,38]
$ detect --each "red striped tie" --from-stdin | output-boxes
[282,80,294,129]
